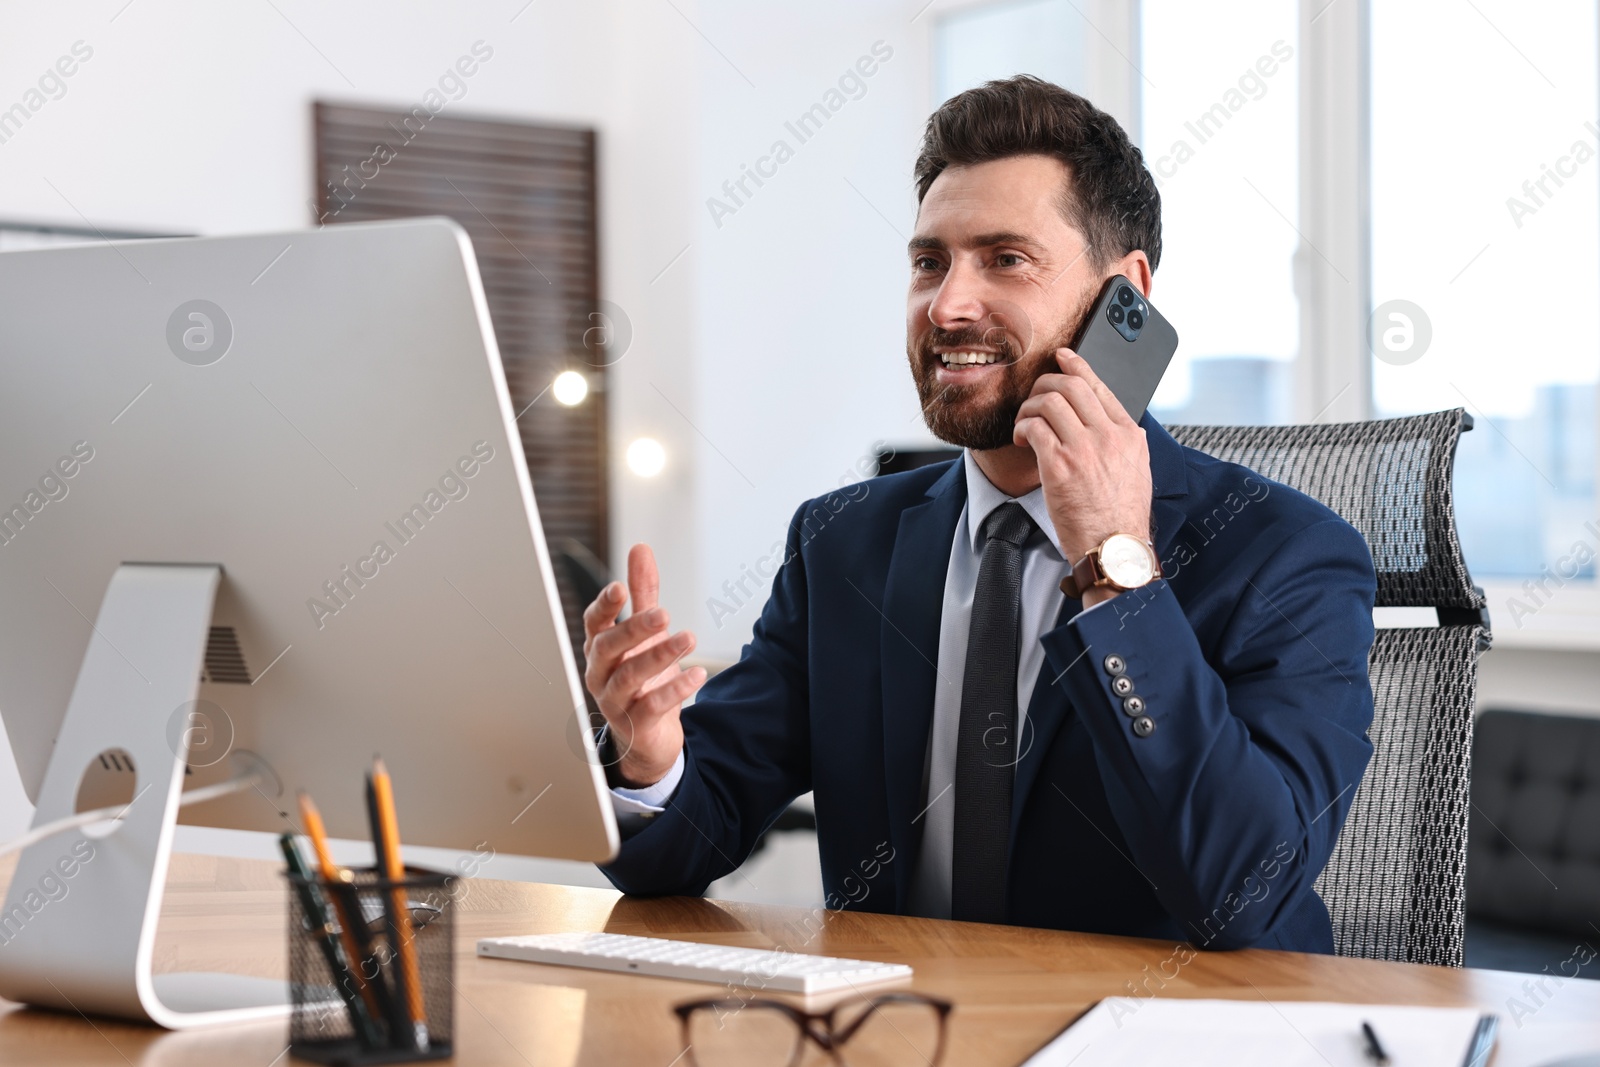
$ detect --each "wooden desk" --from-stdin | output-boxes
[1,854,1595,1065]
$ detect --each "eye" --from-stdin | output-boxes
[912,255,943,272]
[994,252,1024,268]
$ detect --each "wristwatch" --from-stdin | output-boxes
[1061,533,1162,599]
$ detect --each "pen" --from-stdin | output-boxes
[326,867,407,1046]
[1361,1019,1391,1065]
[279,833,383,1048]
[298,792,391,1036]
[369,756,429,1051]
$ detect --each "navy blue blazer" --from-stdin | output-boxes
[602,416,1377,952]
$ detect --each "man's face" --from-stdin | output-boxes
[906,154,1101,451]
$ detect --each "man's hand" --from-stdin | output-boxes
[581,543,706,787]
[1013,349,1153,608]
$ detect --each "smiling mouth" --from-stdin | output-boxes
[937,349,1004,368]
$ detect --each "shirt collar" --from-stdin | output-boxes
[961,450,1065,560]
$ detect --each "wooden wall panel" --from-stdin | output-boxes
[313,102,609,657]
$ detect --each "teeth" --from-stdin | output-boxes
[941,351,998,367]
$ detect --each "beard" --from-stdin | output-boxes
[908,291,1096,451]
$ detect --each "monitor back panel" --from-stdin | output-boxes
[0,218,617,862]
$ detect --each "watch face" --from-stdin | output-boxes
[1100,534,1156,588]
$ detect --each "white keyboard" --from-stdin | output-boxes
[476,931,913,995]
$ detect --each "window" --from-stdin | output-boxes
[1140,0,1300,426]
[931,1,1600,634]
[1370,1,1599,583]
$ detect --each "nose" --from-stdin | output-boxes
[927,259,987,332]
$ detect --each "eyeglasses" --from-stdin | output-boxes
[673,991,952,1067]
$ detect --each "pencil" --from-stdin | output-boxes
[369,756,428,1050]
[357,773,413,1046]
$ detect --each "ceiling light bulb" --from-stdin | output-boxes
[552,370,588,407]
[626,437,666,477]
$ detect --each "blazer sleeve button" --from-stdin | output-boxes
[1122,695,1145,718]
[1111,675,1135,697]
[1132,715,1156,738]
[1103,654,1126,676]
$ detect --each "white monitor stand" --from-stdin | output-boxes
[0,564,291,1027]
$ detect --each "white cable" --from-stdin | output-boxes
[170,773,263,807]
[0,770,264,860]
[0,805,131,858]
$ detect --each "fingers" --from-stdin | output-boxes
[630,666,707,721]
[1013,393,1075,448]
[581,580,628,653]
[1056,348,1137,427]
[628,543,660,615]
[580,542,701,778]
[1013,387,1147,482]
[583,540,664,689]
[585,605,668,689]
[1012,414,1056,453]
[601,629,697,715]
[1022,374,1110,437]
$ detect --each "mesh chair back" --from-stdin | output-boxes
[1169,409,1488,966]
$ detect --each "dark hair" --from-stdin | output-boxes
[914,75,1162,272]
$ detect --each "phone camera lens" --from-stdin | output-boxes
[1117,286,1135,307]
[1108,304,1126,325]
[1127,309,1144,331]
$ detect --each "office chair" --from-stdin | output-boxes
[1169,408,1490,966]
[1464,708,1600,976]
[874,444,960,476]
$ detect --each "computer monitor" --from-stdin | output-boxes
[0,217,618,1027]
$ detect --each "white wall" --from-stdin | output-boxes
[685,0,941,660]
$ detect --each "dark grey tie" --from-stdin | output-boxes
[951,500,1034,924]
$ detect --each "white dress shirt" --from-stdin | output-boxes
[904,451,1079,919]
[610,451,1101,917]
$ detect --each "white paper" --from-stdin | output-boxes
[1023,998,1490,1067]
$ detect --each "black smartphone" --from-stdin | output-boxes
[1068,274,1179,422]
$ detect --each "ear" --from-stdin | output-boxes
[1110,249,1154,298]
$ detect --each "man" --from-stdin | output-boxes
[583,76,1376,952]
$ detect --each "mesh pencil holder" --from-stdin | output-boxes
[285,866,455,1065]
